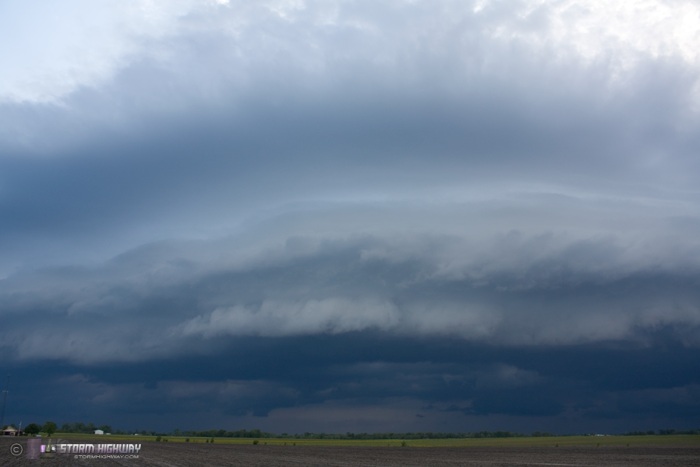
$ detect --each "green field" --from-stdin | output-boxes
[47,433,699,448]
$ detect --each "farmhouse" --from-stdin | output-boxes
[2,425,19,436]
[94,429,104,435]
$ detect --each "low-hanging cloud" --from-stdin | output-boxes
[2,197,700,365]
[180,298,401,337]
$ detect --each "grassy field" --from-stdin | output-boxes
[47,433,699,448]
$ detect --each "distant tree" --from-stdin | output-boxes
[99,425,112,433]
[42,421,57,437]
[24,423,41,435]
[41,422,56,446]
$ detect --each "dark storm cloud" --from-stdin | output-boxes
[3,200,700,431]
[5,334,699,432]
[2,0,700,434]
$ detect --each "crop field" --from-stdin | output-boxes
[2,435,699,466]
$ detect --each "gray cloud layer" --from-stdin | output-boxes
[2,0,700,433]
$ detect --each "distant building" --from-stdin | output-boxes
[94,429,104,435]
[2,425,19,436]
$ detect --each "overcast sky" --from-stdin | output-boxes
[2,0,700,435]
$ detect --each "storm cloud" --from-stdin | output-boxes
[1,0,700,434]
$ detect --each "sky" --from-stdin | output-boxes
[1,0,700,435]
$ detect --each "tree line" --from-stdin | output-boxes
[9,422,699,439]
[12,421,111,436]
[151,429,542,439]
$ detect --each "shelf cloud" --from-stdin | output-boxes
[2,0,699,434]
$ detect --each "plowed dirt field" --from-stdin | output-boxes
[3,438,699,466]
